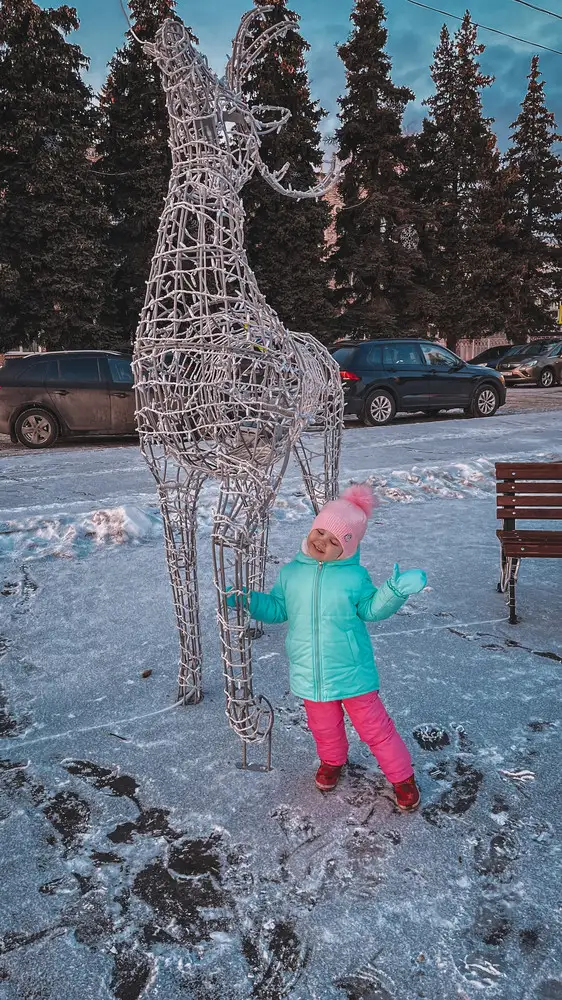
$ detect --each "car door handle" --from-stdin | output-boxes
[53,390,69,396]
[111,392,129,398]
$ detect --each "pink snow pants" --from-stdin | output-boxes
[303,691,413,784]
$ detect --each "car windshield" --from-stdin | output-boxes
[471,347,503,363]
[511,343,551,357]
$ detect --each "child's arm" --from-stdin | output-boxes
[249,579,288,624]
[357,564,427,622]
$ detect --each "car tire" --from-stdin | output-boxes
[363,390,396,427]
[539,367,555,388]
[470,385,499,418]
[14,408,59,449]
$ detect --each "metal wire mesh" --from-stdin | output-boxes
[132,11,343,760]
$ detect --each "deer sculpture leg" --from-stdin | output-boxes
[293,333,344,511]
[212,477,275,770]
[248,514,269,640]
[157,468,206,704]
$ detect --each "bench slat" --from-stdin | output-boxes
[497,482,562,495]
[497,495,562,508]
[499,546,562,557]
[497,530,562,541]
[497,507,562,520]
[496,462,562,480]
[502,549,562,558]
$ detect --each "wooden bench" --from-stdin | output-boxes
[496,462,562,624]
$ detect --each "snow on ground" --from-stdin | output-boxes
[0,411,561,1000]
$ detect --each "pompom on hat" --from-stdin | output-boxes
[311,483,378,559]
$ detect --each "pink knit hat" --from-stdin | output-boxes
[311,483,377,559]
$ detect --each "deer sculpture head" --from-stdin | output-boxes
[142,7,339,200]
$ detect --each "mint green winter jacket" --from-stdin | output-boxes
[249,548,407,702]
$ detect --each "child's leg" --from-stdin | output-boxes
[343,691,413,783]
[303,699,349,765]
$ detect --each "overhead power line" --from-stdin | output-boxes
[511,0,562,21]
[405,0,562,55]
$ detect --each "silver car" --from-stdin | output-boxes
[497,340,562,387]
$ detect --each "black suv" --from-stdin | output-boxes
[0,350,135,448]
[331,339,506,425]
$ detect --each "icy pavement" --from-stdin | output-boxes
[0,412,561,1000]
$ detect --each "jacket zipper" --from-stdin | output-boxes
[313,562,324,700]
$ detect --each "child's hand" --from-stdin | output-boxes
[391,563,427,597]
[226,586,248,609]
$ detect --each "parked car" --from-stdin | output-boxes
[496,340,562,387]
[330,339,506,426]
[467,344,519,369]
[0,350,135,448]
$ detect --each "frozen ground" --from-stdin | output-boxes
[0,411,560,1000]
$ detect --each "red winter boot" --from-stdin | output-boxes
[315,762,344,791]
[393,774,421,812]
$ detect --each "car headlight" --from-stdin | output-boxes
[525,360,538,367]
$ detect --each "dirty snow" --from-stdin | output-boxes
[0,410,561,1000]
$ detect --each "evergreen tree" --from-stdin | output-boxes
[505,56,562,339]
[97,0,181,348]
[241,0,334,339]
[0,0,109,351]
[331,0,434,340]
[412,14,521,351]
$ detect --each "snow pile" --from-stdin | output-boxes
[0,505,162,561]
[367,451,561,504]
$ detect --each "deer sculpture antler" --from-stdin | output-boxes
[256,151,341,201]
[226,6,292,92]
[227,6,341,200]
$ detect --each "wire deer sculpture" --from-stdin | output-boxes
[132,8,343,768]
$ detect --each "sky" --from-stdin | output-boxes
[39,0,562,150]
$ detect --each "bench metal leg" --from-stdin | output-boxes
[498,548,509,593]
[508,561,519,625]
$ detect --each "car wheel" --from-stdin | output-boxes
[471,385,499,418]
[14,408,59,449]
[363,390,396,426]
[539,367,555,388]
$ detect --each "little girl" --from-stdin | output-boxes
[243,484,427,811]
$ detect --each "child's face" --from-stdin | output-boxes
[307,528,343,562]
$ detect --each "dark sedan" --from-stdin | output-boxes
[496,340,562,387]
[0,350,136,448]
[331,339,506,426]
[468,344,519,369]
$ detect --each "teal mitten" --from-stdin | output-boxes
[390,563,427,597]
[226,586,248,609]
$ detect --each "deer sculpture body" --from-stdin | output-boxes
[133,9,343,767]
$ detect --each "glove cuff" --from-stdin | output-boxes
[387,578,406,600]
